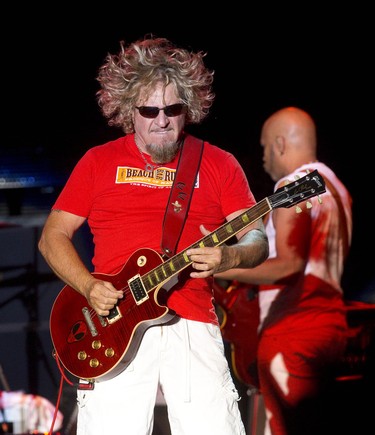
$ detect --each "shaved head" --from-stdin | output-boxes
[262,107,317,153]
[260,107,318,179]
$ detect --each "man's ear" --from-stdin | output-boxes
[275,135,285,156]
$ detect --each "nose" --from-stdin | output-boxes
[154,110,170,127]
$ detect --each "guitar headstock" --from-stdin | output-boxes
[268,169,326,211]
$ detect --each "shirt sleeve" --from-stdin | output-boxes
[53,149,95,217]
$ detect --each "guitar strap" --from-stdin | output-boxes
[161,134,204,258]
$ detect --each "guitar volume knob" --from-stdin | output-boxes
[92,340,101,350]
[77,351,87,361]
[90,358,99,368]
[105,348,115,358]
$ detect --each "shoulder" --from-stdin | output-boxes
[85,136,129,158]
[201,141,240,168]
[185,134,234,160]
[75,136,130,171]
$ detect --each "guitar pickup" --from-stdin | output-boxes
[128,274,149,305]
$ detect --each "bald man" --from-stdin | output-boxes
[217,107,353,435]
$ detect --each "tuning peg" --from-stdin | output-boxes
[296,206,302,213]
[294,174,300,180]
[317,196,323,204]
[306,201,312,209]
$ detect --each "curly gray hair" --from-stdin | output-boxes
[96,36,215,134]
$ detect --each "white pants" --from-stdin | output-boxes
[76,318,246,435]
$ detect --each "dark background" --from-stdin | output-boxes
[0,8,373,432]
[2,11,372,297]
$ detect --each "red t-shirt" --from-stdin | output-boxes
[53,134,256,324]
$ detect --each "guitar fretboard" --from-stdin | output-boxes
[141,198,271,292]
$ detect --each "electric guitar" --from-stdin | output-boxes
[50,170,325,381]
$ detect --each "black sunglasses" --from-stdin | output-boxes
[135,103,186,119]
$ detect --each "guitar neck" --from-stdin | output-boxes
[140,197,271,293]
[135,168,325,298]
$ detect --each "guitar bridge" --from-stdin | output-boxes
[128,274,149,305]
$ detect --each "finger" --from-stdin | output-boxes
[190,269,213,279]
[199,224,211,236]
